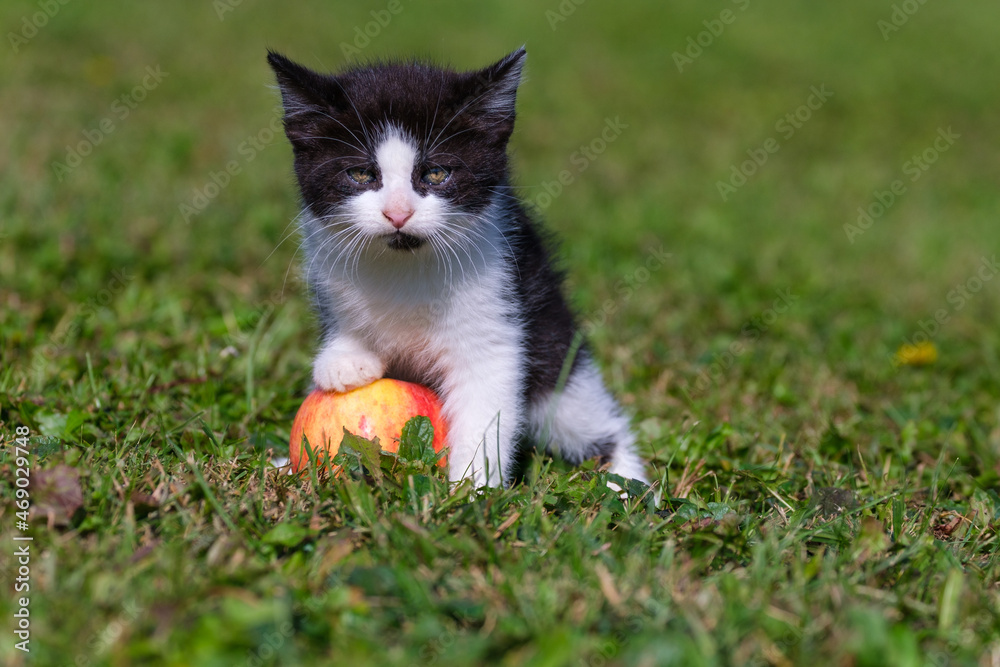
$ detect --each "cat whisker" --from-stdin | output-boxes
[263,212,311,268]
[332,79,376,153]
[428,151,474,175]
[463,209,522,280]
[294,134,367,155]
[336,228,373,284]
[308,222,363,278]
[424,83,446,150]
[428,236,452,284]
[282,241,306,296]
[302,105,371,157]
[437,208,518,271]
[427,83,506,154]
[279,211,337,292]
[487,186,529,205]
[429,124,485,155]
[434,228,475,284]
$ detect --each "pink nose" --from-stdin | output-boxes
[383,208,413,229]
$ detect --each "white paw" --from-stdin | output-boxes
[312,347,384,393]
[608,450,650,486]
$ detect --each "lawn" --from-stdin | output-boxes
[1,1,999,665]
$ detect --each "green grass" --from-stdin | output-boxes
[2,0,999,664]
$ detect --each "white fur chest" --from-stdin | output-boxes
[321,255,520,384]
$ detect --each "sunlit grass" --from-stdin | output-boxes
[1,1,998,664]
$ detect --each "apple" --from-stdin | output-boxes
[289,378,449,473]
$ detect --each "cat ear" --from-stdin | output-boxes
[472,47,526,117]
[452,47,526,142]
[267,51,338,144]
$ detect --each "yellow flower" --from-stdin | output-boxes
[83,55,116,88]
[894,341,938,366]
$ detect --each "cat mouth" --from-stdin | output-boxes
[384,231,424,251]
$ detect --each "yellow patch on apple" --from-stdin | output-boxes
[289,378,448,473]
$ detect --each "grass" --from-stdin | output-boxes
[1,0,999,664]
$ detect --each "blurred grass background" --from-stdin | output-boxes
[1,0,999,664]
[4,1,999,406]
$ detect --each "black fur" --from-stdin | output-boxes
[267,48,583,401]
[506,207,584,402]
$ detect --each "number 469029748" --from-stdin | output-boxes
[14,425,31,520]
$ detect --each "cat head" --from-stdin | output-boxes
[267,48,525,255]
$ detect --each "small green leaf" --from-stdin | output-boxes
[626,477,651,500]
[33,436,64,459]
[339,428,383,484]
[36,411,69,439]
[674,503,700,522]
[407,474,434,497]
[35,410,88,442]
[399,416,436,464]
[262,522,311,548]
[63,410,88,439]
[706,501,732,521]
[379,451,399,472]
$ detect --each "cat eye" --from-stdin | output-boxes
[421,166,451,186]
[347,167,376,185]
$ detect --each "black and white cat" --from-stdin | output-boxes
[267,47,648,488]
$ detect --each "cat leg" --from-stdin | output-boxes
[528,354,649,484]
[312,334,385,393]
[438,345,524,488]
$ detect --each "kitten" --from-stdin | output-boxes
[267,47,648,488]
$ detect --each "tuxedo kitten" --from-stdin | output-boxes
[267,47,648,487]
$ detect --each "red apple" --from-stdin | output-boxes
[289,378,448,474]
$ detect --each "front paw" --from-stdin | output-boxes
[312,347,384,393]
